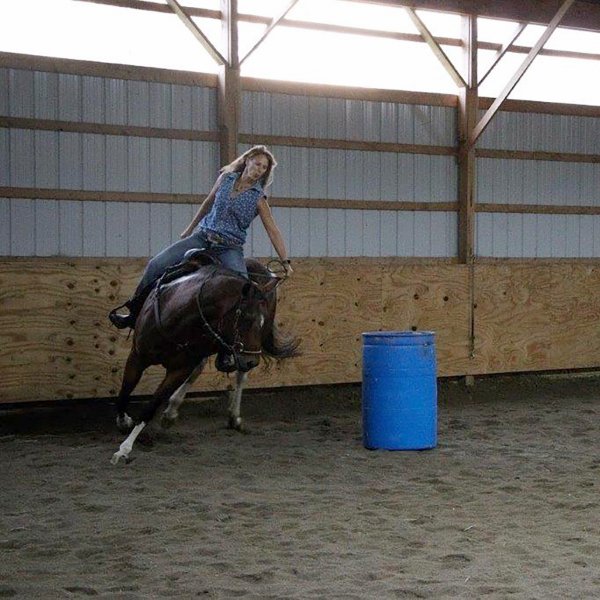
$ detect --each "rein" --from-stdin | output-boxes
[195,273,262,359]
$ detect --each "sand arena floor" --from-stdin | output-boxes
[1,375,599,599]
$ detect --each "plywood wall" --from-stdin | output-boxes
[2,258,600,403]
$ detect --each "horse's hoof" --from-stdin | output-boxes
[227,416,248,433]
[116,414,134,434]
[161,413,177,429]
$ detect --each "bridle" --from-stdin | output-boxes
[195,274,263,362]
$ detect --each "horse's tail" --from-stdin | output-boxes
[261,320,301,365]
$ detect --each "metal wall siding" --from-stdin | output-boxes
[476,213,600,258]
[0,130,8,187]
[105,135,128,191]
[106,202,128,257]
[105,78,128,125]
[344,210,363,256]
[127,137,150,192]
[171,84,193,130]
[34,71,58,120]
[8,69,34,117]
[59,201,83,256]
[0,199,10,255]
[242,92,456,146]
[289,208,309,257]
[149,203,172,256]
[380,210,398,256]
[309,208,328,257]
[478,158,600,207]
[82,76,105,123]
[127,203,150,257]
[149,138,172,193]
[0,69,8,115]
[35,199,60,256]
[58,74,81,121]
[171,139,193,194]
[327,208,345,256]
[82,133,105,191]
[10,129,34,187]
[480,110,600,154]
[191,86,217,131]
[363,210,381,256]
[127,80,150,127]
[171,204,195,242]
[58,132,83,189]
[149,83,172,129]
[11,199,35,256]
[269,146,455,206]
[81,202,103,256]
[34,130,59,188]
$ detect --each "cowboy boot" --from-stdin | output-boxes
[108,288,150,330]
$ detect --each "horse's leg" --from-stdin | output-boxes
[161,359,207,427]
[227,370,249,431]
[111,365,194,464]
[115,349,146,432]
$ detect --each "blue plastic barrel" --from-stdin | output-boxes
[362,331,437,450]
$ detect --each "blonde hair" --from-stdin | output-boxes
[221,145,277,188]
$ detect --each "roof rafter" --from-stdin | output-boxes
[239,0,301,66]
[404,6,467,87]
[471,0,575,145]
[166,0,228,66]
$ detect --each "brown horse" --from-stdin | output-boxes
[111,258,299,464]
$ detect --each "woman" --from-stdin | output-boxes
[109,145,293,330]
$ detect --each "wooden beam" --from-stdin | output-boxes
[404,7,467,87]
[457,14,477,264]
[478,22,527,86]
[0,116,219,142]
[471,0,575,145]
[166,0,228,66]
[239,0,301,66]
[239,133,456,156]
[0,187,458,211]
[350,0,600,33]
[218,0,240,164]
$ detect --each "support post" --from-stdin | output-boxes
[218,0,240,165]
[457,14,477,265]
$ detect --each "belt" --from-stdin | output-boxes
[200,229,228,245]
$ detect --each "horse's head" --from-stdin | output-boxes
[226,280,270,372]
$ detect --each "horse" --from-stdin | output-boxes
[111,257,300,464]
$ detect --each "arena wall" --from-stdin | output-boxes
[2,53,600,403]
[3,257,600,403]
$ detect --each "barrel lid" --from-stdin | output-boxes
[362,330,435,344]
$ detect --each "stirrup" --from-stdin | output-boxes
[109,307,135,330]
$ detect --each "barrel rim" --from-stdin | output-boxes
[362,330,435,338]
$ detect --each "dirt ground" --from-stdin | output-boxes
[1,374,599,599]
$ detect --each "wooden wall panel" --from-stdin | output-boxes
[2,258,600,403]
[472,263,600,374]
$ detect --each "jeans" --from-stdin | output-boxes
[135,231,247,296]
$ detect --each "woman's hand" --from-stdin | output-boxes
[180,227,193,239]
[283,260,293,277]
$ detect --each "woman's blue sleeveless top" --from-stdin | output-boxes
[197,173,264,246]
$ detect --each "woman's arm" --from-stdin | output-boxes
[257,197,293,275]
[180,174,224,238]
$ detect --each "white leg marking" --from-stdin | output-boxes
[111,422,146,464]
[162,362,205,425]
[228,371,248,430]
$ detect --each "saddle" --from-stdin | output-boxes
[158,248,219,287]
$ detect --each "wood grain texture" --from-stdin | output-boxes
[2,258,600,403]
